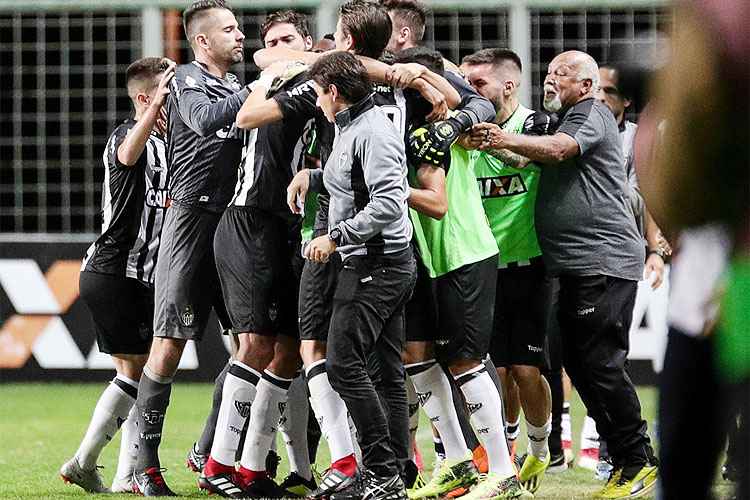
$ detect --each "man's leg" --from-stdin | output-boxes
[558,275,656,496]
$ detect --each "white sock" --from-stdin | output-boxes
[306,360,355,463]
[210,361,260,466]
[580,415,600,450]
[406,361,471,461]
[561,403,572,443]
[76,375,137,470]
[279,375,312,480]
[240,370,292,471]
[455,365,514,478]
[505,416,521,441]
[526,417,551,461]
[406,375,419,461]
[113,404,139,484]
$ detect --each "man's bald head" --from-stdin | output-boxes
[544,50,599,112]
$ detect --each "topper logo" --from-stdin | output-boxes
[0,259,83,369]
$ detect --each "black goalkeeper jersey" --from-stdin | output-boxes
[229,73,318,220]
[82,119,168,283]
[165,61,250,212]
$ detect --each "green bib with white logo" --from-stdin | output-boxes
[410,145,498,278]
[472,105,542,266]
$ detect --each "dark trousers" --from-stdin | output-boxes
[327,250,417,477]
[557,274,652,466]
[659,328,747,500]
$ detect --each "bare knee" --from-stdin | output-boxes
[147,337,187,377]
[510,365,542,391]
[236,333,276,371]
[112,353,149,380]
[300,340,327,367]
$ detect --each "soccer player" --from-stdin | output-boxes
[132,1,250,495]
[474,50,659,499]
[60,57,173,494]
[248,3,468,497]
[289,50,417,500]
[459,47,555,494]
[198,10,320,498]
[401,48,529,500]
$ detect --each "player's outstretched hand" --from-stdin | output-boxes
[287,169,310,214]
[407,111,473,167]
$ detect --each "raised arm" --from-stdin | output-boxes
[176,84,249,137]
[118,64,175,166]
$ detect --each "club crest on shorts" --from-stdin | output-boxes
[181,305,195,327]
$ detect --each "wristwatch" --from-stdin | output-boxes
[648,247,668,261]
[328,227,343,246]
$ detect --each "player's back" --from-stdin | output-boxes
[166,61,246,213]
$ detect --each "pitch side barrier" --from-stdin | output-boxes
[0,237,668,384]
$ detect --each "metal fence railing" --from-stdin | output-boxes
[0,0,671,236]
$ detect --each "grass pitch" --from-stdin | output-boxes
[0,383,733,499]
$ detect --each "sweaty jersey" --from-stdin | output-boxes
[230,73,318,221]
[410,145,498,278]
[472,104,553,266]
[83,120,168,283]
[166,61,249,212]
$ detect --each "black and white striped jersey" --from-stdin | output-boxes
[82,119,168,284]
[165,61,249,213]
[229,72,318,220]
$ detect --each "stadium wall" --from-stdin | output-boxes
[0,241,668,384]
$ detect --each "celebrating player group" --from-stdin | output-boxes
[60,0,666,499]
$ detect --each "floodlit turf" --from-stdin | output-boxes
[0,383,735,499]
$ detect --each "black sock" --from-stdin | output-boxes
[546,368,563,456]
[135,369,172,471]
[196,360,231,455]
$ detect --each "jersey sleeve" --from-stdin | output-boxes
[106,122,144,170]
[445,71,496,125]
[522,111,555,136]
[272,75,318,122]
[171,64,249,137]
[556,100,605,155]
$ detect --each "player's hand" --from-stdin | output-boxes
[645,252,665,289]
[152,61,176,108]
[287,169,310,214]
[262,61,307,94]
[472,122,508,150]
[407,111,473,167]
[457,131,483,150]
[304,235,336,263]
[387,63,425,88]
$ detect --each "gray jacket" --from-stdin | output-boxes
[309,94,412,260]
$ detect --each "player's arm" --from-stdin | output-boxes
[360,58,460,109]
[254,46,321,69]
[175,78,250,137]
[467,111,554,169]
[118,64,175,166]
[408,165,447,219]
[287,168,324,214]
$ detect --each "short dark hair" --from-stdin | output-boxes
[308,51,372,104]
[183,0,232,40]
[261,10,310,40]
[462,48,523,73]
[395,46,444,73]
[339,0,392,59]
[125,57,168,96]
[380,0,427,41]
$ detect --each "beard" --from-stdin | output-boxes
[229,48,244,64]
[543,93,562,113]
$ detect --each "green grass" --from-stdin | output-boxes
[0,383,734,499]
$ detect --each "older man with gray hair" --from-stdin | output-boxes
[473,50,657,500]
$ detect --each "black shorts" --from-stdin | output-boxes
[298,241,341,342]
[79,271,154,355]
[214,206,299,338]
[489,257,552,368]
[434,255,497,362]
[153,202,226,341]
[405,255,438,342]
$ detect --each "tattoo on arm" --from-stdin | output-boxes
[485,147,530,168]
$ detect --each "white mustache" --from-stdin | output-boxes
[544,85,556,94]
